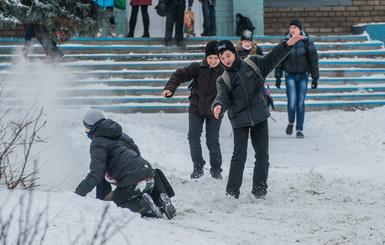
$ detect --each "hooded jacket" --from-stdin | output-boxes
[275,31,319,80]
[164,57,224,118]
[212,41,291,129]
[75,119,154,197]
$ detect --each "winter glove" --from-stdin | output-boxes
[155,2,167,17]
[275,78,281,89]
[311,79,318,89]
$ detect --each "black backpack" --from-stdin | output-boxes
[236,13,255,36]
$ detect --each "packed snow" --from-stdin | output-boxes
[1,59,385,245]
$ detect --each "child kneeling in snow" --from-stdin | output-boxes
[75,109,176,220]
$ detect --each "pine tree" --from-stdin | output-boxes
[0,0,108,41]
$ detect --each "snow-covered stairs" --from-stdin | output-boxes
[1,35,385,113]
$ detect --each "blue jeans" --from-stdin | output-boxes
[285,73,308,131]
[201,0,216,34]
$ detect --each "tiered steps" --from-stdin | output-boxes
[0,35,385,113]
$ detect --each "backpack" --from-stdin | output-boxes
[236,13,255,37]
[221,58,274,110]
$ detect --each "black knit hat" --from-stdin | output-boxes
[290,19,302,30]
[216,40,236,56]
[241,30,253,41]
[205,40,218,57]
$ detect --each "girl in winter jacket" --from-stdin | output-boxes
[162,40,224,179]
[274,19,319,138]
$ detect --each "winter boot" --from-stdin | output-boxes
[201,30,210,36]
[252,183,267,200]
[141,31,150,38]
[226,191,239,199]
[190,164,204,179]
[139,193,163,218]
[296,130,304,138]
[109,24,117,37]
[210,167,222,180]
[176,40,185,48]
[159,193,176,220]
[286,123,294,135]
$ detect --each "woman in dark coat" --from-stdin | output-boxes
[127,0,152,38]
[162,40,224,179]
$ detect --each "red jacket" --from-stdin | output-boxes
[130,0,152,5]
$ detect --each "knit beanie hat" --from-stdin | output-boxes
[205,40,218,57]
[216,40,236,56]
[290,19,302,30]
[241,30,253,41]
[83,109,105,129]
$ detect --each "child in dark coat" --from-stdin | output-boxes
[235,30,263,59]
[162,40,224,179]
[75,109,176,219]
[212,35,304,199]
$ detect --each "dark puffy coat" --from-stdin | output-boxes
[235,42,264,59]
[212,41,292,129]
[275,31,319,80]
[130,0,152,6]
[75,119,154,197]
[164,57,224,118]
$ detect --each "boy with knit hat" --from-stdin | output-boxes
[162,40,225,179]
[275,18,319,138]
[212,35,304,199]
[76,109,177,220]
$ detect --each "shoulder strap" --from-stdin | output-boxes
[244,58,269,89]
[221,71,232,93]
[188,62,201,90]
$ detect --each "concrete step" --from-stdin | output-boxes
[2,58,385,70]
[1,41,382,55]
[0,35,370,45]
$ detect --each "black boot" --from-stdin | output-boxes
[159,193,176,220]
[210,167,222,179]
[286,123,294,135]
[126,31,134,38]
[190,164,203,179]
[141,31,150,38]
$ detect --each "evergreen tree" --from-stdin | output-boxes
[0,0,108,41]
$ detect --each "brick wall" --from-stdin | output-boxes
[216,0,264,36]
[0,25,25,38]
[264,0,385,36]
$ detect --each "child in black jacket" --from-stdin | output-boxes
[162,40,224,179]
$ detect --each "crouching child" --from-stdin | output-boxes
[75,109,176,219]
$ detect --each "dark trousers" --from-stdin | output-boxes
[112,178,155,212]
[201,0,216,34]
[23,23,63,57]
[129,5,150,34]
[188,112,222,169]
[226,120,270,195]
[165,1,185,42]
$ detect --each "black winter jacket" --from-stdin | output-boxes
[164,57,224,118]
[212,41,292,129]
[75,119,154,197]
[275,31,319,80]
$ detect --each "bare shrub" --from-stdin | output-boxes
[0,78,47,190]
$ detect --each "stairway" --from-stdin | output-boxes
[1,35,385,113]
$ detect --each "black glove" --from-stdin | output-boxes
[275,78,281,89]
[311,79,318,89]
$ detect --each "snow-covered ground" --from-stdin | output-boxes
[1,62,385,245]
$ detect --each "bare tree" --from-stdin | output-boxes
[0,79,47,190]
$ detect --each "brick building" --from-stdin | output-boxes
[1,0,385,37]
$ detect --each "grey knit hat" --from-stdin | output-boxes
[83,109,105,129]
